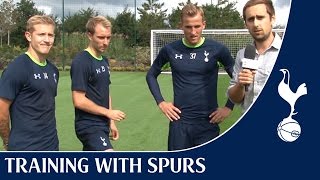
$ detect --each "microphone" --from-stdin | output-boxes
[242,44,258,91]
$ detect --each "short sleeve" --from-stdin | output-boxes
[0,59,28,101]
[70,53,90,92]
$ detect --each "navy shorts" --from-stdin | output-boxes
[168,120,220,151]
[77,129,113,151]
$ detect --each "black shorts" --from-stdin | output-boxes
[77,129,113,151]
[168,120,220,151]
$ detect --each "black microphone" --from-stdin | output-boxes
[242,44,258,91]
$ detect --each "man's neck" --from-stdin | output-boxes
[182,37,205,48]
[255,32,275,54]
[86,46,102,59]
[27,48,46,63]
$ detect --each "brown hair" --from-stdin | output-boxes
[180,3,205,22]
[26,15,55,33]
[243,0,275,21]
[86,15,112,34]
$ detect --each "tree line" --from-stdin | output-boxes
[0,0,244,48]
[0,0,246,70]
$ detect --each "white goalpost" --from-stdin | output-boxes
[150,29,285,67]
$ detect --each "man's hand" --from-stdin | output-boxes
[109,120,119,140]
[106,110,126,121]
[158,101,181,121]
[238,69,256,86]
[209,107,232,124]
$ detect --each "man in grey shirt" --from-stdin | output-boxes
[228,0,282,113]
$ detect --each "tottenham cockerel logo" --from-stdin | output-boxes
[277,69,307,142]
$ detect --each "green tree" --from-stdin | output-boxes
[113,6,136,46]
[0,0,16,46]
[11,0,43,47]
[137,0,169,46]
[168,0,195,28]
[63,8,98,33]
[203,0,243,29]
[168,0,244,29]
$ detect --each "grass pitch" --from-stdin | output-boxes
[1,71,241,151]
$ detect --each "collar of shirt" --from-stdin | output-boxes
[272,33,282,50]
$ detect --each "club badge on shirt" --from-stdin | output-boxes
[204,51,209,62]
[53,73,57,83]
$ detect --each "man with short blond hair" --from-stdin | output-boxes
[0,15,59,151]
[71,16,126,151]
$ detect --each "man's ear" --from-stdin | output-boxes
[87,32,93,41]
[25,31,31,42]
[202,20,206,29]
[271,15,276,27]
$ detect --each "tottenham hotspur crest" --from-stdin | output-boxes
[100,136,108,146]
[204,51,209,62]
[53,73,57,83]
[277,69,307,142]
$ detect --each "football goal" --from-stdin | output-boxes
[150,29,285,66]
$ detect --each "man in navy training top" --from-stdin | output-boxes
[146,3,235,151]
[0,15,59,151]
[70,16,126,151]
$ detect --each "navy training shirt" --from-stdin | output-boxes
[0,53,59,151]
[70,50,111,133]
[146,38,234,124]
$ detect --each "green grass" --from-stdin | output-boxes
[1,71,241,151]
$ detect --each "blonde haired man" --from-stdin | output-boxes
[71,16,126,151]
[0,15,59,151]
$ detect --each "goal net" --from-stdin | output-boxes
[150,29,285,67]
